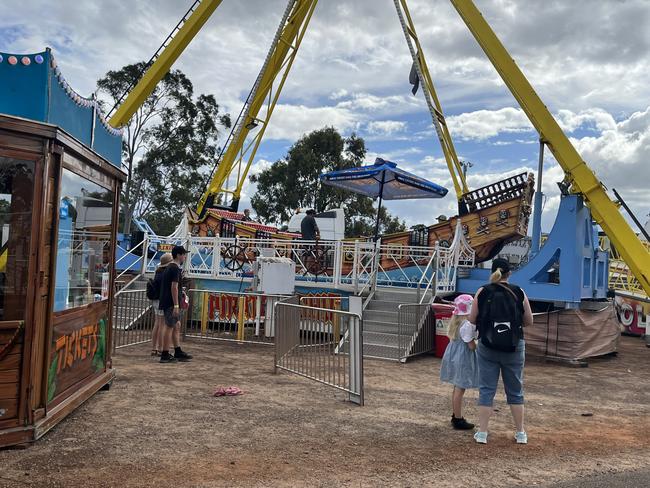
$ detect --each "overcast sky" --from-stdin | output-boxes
[1,0,649,233]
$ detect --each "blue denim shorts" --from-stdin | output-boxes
[477,340,525,406]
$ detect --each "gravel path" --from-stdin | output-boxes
[1,336,649,487]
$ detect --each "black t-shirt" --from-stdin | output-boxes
[301,215,319,240]
[158,263,182,310]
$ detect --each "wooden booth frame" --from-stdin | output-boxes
[0,114,125,448]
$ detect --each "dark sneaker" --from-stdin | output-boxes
[174,351,192,362]
[160,354,177,364]
[175,350,193,361]
[451,416,475,430]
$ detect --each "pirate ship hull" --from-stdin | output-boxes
[381,172,535,264]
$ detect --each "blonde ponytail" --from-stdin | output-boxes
[490,267,503,283]
[447,315,464,340]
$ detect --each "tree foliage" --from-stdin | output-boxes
[250,127,406,237]
[97,63,231,235]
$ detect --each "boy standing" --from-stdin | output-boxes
[159,245,193,363]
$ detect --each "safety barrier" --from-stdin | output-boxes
[397,303,435,361]
[112,289,157,351]
[184,289,286,344]
[274,299,364,405]
[131,235,441,291]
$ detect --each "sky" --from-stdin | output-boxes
[1,0,649,234]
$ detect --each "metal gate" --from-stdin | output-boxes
[274,300,364,405]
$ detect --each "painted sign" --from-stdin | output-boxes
[158,243,174,253]
[614,294,650,335]
[198,292,342,323]
[47,310,107,404]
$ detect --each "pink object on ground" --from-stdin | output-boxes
[213,386,244,397]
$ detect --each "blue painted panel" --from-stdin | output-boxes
[0,48,123,168]
[0,51,49,121]
[93,113,123,166]
[48,69,93,146]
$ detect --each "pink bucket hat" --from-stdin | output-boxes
[452,294,474,316]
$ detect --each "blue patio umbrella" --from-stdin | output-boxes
[320,157,449,240]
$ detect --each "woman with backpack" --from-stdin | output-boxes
[148,253,173,356]
[468,258,533,445]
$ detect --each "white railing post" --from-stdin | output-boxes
[142,233,149,275]
[211,236,219,277]
[333,240,342,288]
[255,294,262,336]
[348,296,363,405]
[352,240,359,292]
[372,239,381,290]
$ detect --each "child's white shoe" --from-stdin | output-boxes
[474,431,488,444]
[515,431,528,444]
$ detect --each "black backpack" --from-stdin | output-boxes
[146,272,162,300]
[477,283,524,352]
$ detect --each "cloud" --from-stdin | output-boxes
[446,108,533,140]
[365,120,407,136]
[570,106,650,218]
[263,104,359,141]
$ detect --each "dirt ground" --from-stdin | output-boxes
[1,337,649,488]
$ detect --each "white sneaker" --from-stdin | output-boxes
[515,431,528,444]
[474,431,488,444]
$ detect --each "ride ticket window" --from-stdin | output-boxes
[0,156,35,321]
[53,168,114,311]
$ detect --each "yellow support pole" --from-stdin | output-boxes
[236,296,245,342]
[109,0,224,128]
[395,0,469,200]
[450,0,650,296]
[201,291,209,334]
[197,0,319,214]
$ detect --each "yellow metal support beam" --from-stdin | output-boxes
[236,296,246,342]
[197,0,319,214]
[450,0,650,295]
[395,0,469,200]
[109,0,224,128]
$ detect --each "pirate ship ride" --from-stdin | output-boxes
[185,170,534,275]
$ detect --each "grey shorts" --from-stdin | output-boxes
[163,307,183,328]
[152,300,164,317]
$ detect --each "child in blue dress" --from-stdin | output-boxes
[440,294,479,430]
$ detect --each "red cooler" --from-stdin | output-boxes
[432,303,455,358]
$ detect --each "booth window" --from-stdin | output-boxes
[54,168,114,311]
[0,157,35,321]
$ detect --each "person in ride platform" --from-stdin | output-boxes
[300,209,320,241]
[439,294,480,430]
[158,245,193,363]
[242,208,253,222]
[149,252,173,357]
[468,258,534,445]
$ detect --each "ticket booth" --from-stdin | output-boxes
[0,50,125,447]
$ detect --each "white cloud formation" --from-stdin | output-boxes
[263,104,359,141]
[446,107,533,140]
[365,120,407,136]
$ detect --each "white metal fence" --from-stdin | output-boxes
[274,299,364,405]
[134,235,440,290]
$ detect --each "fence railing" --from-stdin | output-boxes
[274,300,364,405]
[397,303,435,361]
[127,235,440,292]
[112,288,156,351]
[184,289,287,344]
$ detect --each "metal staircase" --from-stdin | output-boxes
[362,288,432,361]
